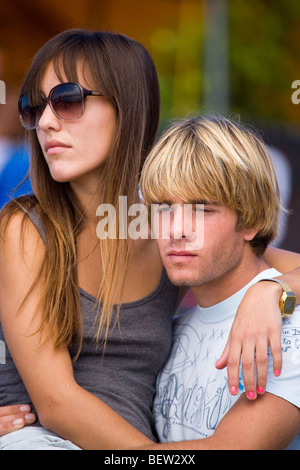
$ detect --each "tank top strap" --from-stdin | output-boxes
[22,207,47,243]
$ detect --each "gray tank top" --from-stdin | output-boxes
[0,210,178,442]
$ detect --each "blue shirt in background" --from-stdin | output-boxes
[0,144,32,208]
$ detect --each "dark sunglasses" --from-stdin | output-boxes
[18,82,103,130]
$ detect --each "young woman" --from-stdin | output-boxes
[0,29,299,450]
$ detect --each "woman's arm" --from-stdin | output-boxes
[217,246,300,399]
[264,246,300,277]
[263,246,300,298]
[0,213,151,450]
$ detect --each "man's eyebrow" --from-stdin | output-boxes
[155,200,175,206]
[154,199,221,206]
[188,200,221,206]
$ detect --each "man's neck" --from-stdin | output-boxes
[192,254,269,308]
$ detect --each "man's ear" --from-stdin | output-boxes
[244,228,258,242]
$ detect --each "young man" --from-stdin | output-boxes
[140,115,300,450]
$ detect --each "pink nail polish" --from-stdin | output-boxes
[274,369,281,377]
[247,391,255,399]
[257,386,264,394]
[230,386,237,395]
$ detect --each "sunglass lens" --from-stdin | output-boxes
[18,83,86,129]
[51,84,84,121]
[19,93,44,130]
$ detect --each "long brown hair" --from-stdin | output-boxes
[1,29,160,356]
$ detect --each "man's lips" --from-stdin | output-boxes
[167,251,198,262]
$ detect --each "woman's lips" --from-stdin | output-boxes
[44,140,71,155]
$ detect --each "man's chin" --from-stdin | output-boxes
[167,276,198,288]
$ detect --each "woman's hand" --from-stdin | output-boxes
[0,405,36,436]
[216,281,283,399]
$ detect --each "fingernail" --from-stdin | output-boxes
[274,369,281,377]
[230,386,237,395]
[257,386,264,394]
[20,405,31,412]
[25,413,35,422]
[247,391,256,399]
[12,418,23,426]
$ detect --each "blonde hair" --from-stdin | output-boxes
[140,115,281,255]
[1,30,160,357]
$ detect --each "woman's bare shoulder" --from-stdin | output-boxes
[0,207,45,266]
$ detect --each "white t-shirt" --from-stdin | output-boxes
[154,268,300,449]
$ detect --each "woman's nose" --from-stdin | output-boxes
[37,102,61,131]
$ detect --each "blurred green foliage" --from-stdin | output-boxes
[150,0,300,127]
[229,0,300,123]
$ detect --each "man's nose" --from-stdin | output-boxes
[169,205,193,240]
